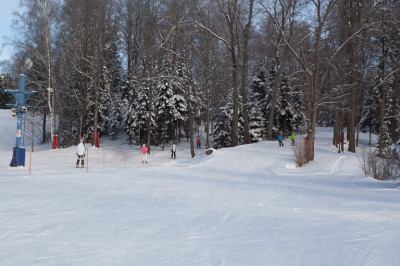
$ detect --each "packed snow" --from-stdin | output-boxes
[1,109,400,266]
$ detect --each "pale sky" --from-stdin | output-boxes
[0,0,19,61]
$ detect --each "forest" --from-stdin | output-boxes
[0,0,399,169]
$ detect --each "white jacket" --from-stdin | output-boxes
[76,143,86,156]
[171,144,176,152]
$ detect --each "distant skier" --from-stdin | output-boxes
[141,144,148,164]
[75,139,86,168]
[278,133,284,147]
[290,133,296,146]
[196,136,201,149]
[171,143,176,159]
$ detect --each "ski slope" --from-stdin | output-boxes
[0,109,400,266]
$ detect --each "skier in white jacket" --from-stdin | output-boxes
[171,143,177,159]
[76,139,86,168]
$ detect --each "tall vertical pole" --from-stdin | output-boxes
[15,74,26,148]
[5,60,37,167]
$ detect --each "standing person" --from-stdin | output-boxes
[171,143,176,159]
[290,133,296,146]
[141,144,148,164]
[278,133,284,147]
[196,136,201,149]
[75,139,86,168]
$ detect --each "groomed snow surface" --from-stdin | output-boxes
[1,109,400,266]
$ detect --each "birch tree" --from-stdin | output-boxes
[12,0,59,145]
[240,0,254,144]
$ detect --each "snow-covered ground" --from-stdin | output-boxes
[1,109,400,266]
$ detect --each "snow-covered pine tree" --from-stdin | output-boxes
[213,91,233,149]
[176,54,197,157]
[248,100,264,142]
[381,0,400,145]
[122,77,138,144]
[290,81,306,134]
[276,74,292,136]
[172,87,187,140]
[237,93,245,144]
[360,84,380,139]
[248,64,268,142]
[99,27,122,137]
[265,60,280,138]
[155,56,176,146]
[134,74,157,146]
[108,92,123,140]
[84,79,96,139]
[98,66,113,135]
[385,81,397,145]
[175,61,192,141]
[371,0,400,154]
[276,71,305,136]
[104,29,122,93]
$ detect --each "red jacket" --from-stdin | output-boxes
[141,146,148,154]
[196,138,201,143]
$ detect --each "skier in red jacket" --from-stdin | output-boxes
[141,144,148,164]
[196,136,201,149]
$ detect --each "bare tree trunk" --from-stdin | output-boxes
[347,0,362,153]
[216,0,240,147]
[42,112,47,144]
[266,73,280,140]
[333,109,340,147]
[240,0,254,144]
[206,105,210,149]
[231,54,239,147]
[179,55,196,158]
[187,97,195,158]
[205,67,211,149]
[378,37,386,156]
[93,73,100,147]
[146,64,154,154]
[306,0,326,162]
[39,0,56,147]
